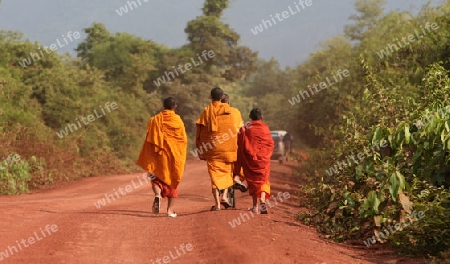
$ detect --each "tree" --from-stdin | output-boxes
[75,23,160,96]
[184,0,257,81]
[344,0,386,41]
[202,0,229,17]
[75,23,111,62]
[244,59,289,98]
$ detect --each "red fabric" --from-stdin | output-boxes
[151,178,178,198]
[233,120,274,197]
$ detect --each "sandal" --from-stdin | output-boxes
[233,181,248,192]
[210,206,220,211]
[167,212,177,218]
[220,200,232,209]
[260,203,268,214]
[152,197,160,214]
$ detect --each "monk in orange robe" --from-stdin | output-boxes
[196,87,244,211]
[220,94,247,192]
[233,108,274,214]
[136,97,187,217]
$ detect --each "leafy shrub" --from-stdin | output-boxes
[0,154,31,195]
[299,63,450,257]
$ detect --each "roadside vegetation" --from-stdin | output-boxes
[296,0,450,261]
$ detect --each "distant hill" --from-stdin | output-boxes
[0,0,438,67]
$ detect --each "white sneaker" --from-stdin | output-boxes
[167,212,177,218]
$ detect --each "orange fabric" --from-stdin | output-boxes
[207,160,234,190]
[234,120,274,198]
[229,106,245,181]
[152,178,178,198]
[136,110,187,189]
[230,107,244,131]
[260,182,271,198]
[196,101,226,132]
[196,101,243,189]
[195,101,241,162]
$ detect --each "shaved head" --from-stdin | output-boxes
[249,108,262,120]
[210,87,223,101]
[163,97,177,110]
[220,94,230,104]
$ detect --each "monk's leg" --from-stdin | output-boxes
[167,198,175,215]
[152,184,162,214]
[259,191,268,214]
[233,175,247,192]
[249,194,257,212]
[152,184,162,198]
[260,191,267,204]
[212,188,221,209]
[222,188,229,202]
[252,194,257,207]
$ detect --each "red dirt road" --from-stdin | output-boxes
[0,160,424,264]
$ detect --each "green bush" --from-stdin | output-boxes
[299,62,450,257]
[0,154,31,195]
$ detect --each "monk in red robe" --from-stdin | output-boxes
[233,108,274,214]
[136,97,187,218]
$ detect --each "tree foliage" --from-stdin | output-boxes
[0,0,259,192]
[344,0,386,40]
[185,0,257,81]
[290,1,450,259]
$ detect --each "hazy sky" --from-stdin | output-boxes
[0,0,440,67]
